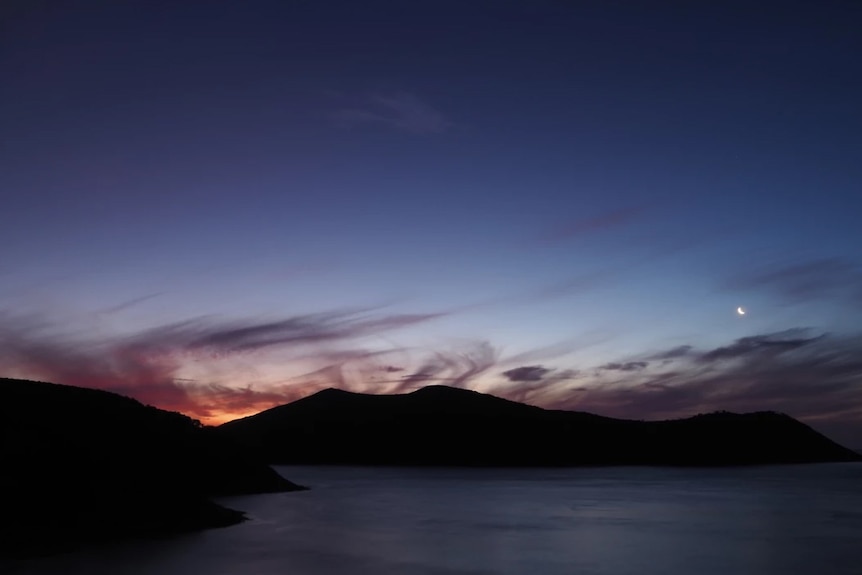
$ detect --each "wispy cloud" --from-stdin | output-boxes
[598,361,649,371]
[645,345,692,361]
[395,341,498,392]
[697,329,822,362]
[137,310,444,353]
[539,206,648,244]
[3,304,862,444]
[725,257,862,306]
[0,307,444,422]
[502,365,551,382]
[335,92,452,134]
[94,293,165,317]
[499,329,862,444]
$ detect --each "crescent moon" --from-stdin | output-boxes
[737,307,746,315]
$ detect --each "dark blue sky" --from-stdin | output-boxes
[2,1,861,442]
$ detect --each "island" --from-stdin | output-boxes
[217,385,862,467]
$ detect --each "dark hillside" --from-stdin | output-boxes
[219,385,861,467]
[0,378,305,558]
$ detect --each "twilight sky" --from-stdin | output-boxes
[2,1,861,444]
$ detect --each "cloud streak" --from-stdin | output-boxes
[2,305,861,444]
[395,341,498,392]
[539,206,648,244]
[138,310,444,353]
[698,329,823,362]
[0,308,443,422]
[512,329,862,444]
[599,361,649,372]
[502,365,551,382]
[726,257,862,306]
[335,92,452,134]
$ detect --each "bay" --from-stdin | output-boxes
[6,464,862,575]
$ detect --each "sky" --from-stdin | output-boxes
[2,0,861,445]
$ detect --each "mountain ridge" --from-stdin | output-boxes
[218,385,861,467]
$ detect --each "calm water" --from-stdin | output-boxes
[6,464,862,575]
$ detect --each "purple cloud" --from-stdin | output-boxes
[0,307,443,422]
[599,361,649,371]
[502,365,551,382]
[726,257,862,306]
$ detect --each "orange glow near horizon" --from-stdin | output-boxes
[196,407,271,426]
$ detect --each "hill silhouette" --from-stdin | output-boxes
[0,378,305,558]
[218,385,861,467]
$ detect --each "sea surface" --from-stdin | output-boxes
[6,464,862,575]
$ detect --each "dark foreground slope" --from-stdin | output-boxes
[219,385,861,467]
[0,378,305,558]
